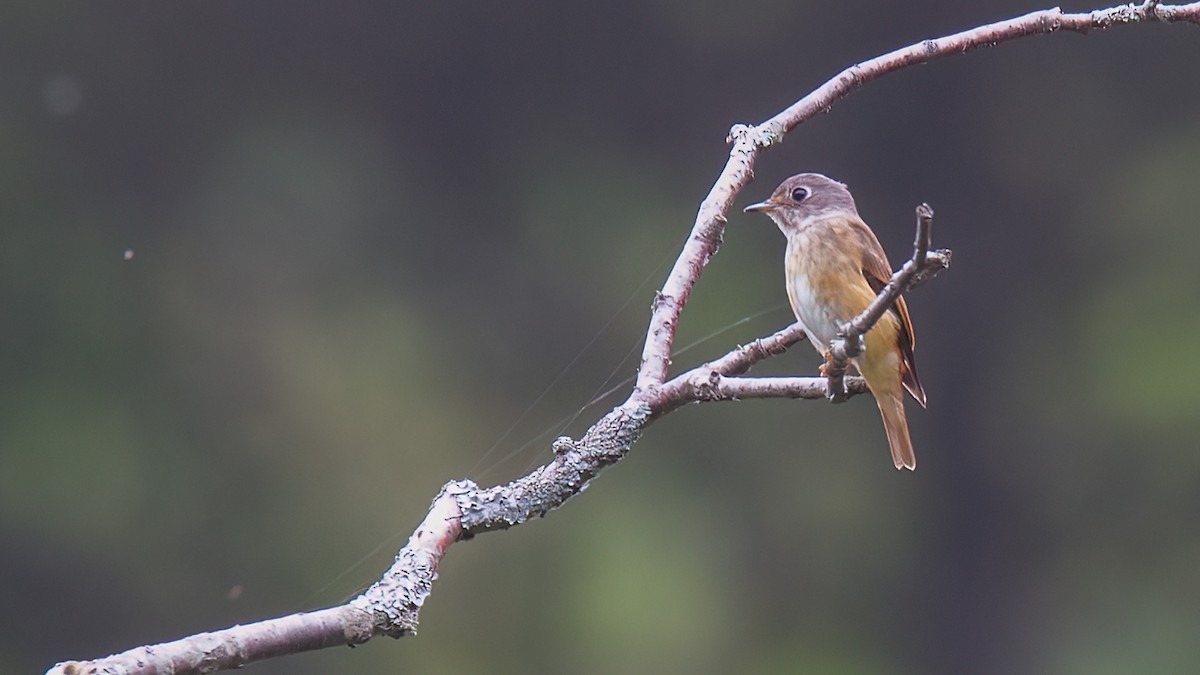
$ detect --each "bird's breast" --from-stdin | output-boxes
[785,229,875,352]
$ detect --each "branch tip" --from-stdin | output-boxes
[913,203,934,267]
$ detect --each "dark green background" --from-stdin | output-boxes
[4,2,1199,673]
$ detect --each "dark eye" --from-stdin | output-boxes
[790,187,809,202]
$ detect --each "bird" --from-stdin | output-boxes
[744,173,926,470]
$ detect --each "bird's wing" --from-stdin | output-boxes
[857,223,927,408]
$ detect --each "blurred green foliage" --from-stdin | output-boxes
[2,2,1199,674]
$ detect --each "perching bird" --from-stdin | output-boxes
[744,173,926,470]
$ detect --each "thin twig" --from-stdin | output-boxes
[705,322,808,377]
[683,373,869,405]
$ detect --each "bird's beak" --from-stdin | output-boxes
[743,200,780,213]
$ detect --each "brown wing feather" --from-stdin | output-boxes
[855,220,927,408]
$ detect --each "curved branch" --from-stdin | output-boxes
[48,3,1200,674]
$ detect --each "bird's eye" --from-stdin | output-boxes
[790,187,809,202]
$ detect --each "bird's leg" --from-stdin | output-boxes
[822,348,850,404]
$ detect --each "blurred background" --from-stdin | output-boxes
[3,1,1199,673]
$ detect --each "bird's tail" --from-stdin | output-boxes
[876,395,915,471]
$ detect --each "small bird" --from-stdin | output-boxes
[744,173,926,470]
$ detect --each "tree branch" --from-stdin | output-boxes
[704,322,808,377]
[48,3,1200,674]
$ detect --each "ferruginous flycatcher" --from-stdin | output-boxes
[744,173,927,470]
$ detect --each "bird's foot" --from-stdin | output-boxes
[822,350,849,403]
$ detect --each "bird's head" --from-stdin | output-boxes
[743,173,859,235]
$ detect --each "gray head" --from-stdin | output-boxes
[743,173,859,234]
